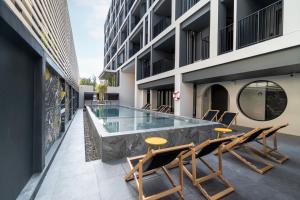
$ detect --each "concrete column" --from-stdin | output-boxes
[233,0,238,50]
[209,0,219,58]
[150,90,157,109]
[174,73,194,117]
[135,87,147,108]
[143,18,146,47]
[171,0,176,23]
[174,26,180,69]
[283,0,300,35]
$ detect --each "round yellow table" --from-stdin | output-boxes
[145,137,168,152]
[214,128,232,138]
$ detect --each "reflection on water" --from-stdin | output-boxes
[91,105,202,133]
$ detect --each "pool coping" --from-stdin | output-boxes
[86,104,219,137]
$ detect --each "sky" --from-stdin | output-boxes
[68,0,110,80]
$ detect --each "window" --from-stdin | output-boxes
[238,81,287,121]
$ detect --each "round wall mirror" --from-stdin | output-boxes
[238,81,287,121]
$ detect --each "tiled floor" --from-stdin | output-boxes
[36,110,300,200]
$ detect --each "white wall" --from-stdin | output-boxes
[119,71,135,107]
[196,74,300,136]
[79,85,94,108]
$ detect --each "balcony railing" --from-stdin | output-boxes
[127,0,134,13]
[219,23,233,54]
[131,16,141,31]
[152,59,174,75]
[179,0,200,17]
[238,0,283,49]
[129,48,139,57]
[153,17,171,38]
[137,60,150,80]
[201,37,210,60]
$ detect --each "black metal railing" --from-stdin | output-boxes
[131,16,141,31]
[153,17,171,38]
[137,60,150,80]
[129,48,139,57]
[127,0,134,13]
[152,59,174,75]
[179,0,200,17]
[219,23,233,54]
[238,0,283,49]
[201,36,210,60]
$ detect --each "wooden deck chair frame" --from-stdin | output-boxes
[255,124,289,164]
[124,144,193,200]
[181,137,235,200]
[218,111,238,128]
[142,103,150,109]
[159,105,168,113]
[153,105,166,112]
[224,128,274,174]
[163,106,171,113]
[202,110,220,121]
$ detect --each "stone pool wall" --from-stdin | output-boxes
[86,106,219,162]
[85,109,102,158]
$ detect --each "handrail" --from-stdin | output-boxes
[238,0,282,22]
[238,0,283,48]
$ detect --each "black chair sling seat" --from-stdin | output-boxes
[219,112,237,127]
[196,138,232,159]
[129,147,190,173]
[203,110,219,121]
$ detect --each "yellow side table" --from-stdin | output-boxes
[145,137,168,152]
[214,128,232,138]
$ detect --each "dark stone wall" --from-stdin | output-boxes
[65,83,70,123]
[44,67,63,153]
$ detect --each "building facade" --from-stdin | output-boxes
[0,1,79,199]
[100,0,300,136]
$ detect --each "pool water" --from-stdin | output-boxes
[90,105,203,133]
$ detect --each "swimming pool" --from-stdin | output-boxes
[90,105,208,134]
[86,105,218,161]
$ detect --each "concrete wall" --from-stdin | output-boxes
[195,74,300,136]
[0,26,37,200]
[119,71,135,107]
[79,85,94,108]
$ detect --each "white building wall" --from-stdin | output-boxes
[119,71,135,107]
[79,85,94,108]
[102,0,300,136]
[195,74,300,136]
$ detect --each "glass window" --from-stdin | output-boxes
[238,81,287,121]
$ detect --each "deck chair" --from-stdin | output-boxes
[218,111,238,128]
[163,106,171,113]
[255,124,289,164]
[153,105,166,112]
[125,144,193,200]
[224,127,274,174]
[142,103,150,109]
[202,110,220,121]
[181,137,235,200]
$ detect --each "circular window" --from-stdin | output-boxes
[238,81,287,121]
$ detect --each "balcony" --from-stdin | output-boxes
[153,17,171,38]
[176,0,201,18]
[219,24,234,54]
[152,59,174,75]
[152,0,172,39]
[201,36,209,60]
[238,0,283,49]
[130,0,146,31]
[180,6,210,66]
